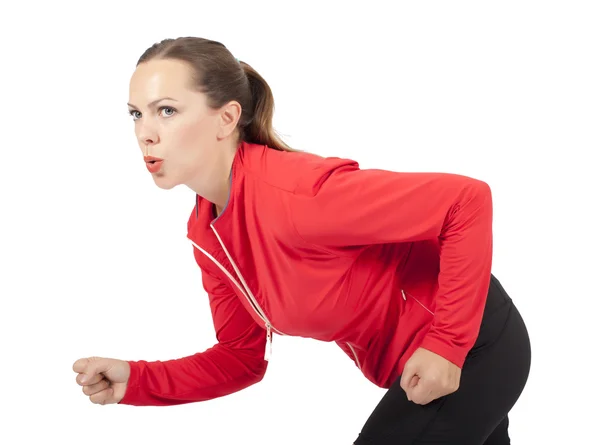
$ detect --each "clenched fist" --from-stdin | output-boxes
[400,347,462,405]
[73,356,130,405]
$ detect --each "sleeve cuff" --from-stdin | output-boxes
[117,360,141,405]
[419,335,469,369]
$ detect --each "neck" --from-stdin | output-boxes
[187,138,239,210]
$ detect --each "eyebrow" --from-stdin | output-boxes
[127,97,178,109]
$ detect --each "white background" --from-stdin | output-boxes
[1,1,598,443]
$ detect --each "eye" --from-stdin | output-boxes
[160,106,176,117]
[128,106,177,121]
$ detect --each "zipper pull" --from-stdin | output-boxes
[402,289,407,300]
[264,324,273,361]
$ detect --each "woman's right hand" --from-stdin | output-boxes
[72,356,130,405]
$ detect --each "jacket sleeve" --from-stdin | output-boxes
[290,157,493,369]
[118,267,268,406]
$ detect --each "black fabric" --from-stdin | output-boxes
[354,274,531,445]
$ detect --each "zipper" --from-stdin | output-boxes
[402,289,434,315]
[265,325,272,361]
[347,342,361,370]
[346,289,431,372]
[187,227,285,361]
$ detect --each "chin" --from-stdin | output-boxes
[152,174,179,190]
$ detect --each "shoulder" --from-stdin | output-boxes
[238,142,360,197]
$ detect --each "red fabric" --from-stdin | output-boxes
[119,141,493,406]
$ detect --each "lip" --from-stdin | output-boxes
[145,157,164,173]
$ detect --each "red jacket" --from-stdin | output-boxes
[119,141,493,406]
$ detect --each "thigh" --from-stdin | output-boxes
[413,304,530,444]
[353,375,449,445]
[482,416,510,445]
[354,279,531,445]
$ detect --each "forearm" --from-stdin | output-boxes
[118,344,267,406]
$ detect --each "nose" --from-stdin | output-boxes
[136,123,158,152]
[138,132,156,145]
[139,137,157,156]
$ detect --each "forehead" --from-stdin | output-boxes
[129,59,195,102]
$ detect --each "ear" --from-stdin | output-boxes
[216,100,242,140]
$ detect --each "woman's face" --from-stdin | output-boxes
[127,58,233,191]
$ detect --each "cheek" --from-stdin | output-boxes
[177,117,214,151]
[167,120,214,174]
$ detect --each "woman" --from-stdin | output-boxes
[73,37,531,444]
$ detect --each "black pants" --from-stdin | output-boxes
[354,274,531,445]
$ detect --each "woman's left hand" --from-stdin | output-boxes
[399,347,462,405]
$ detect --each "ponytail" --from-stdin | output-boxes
[237,61,298,151]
